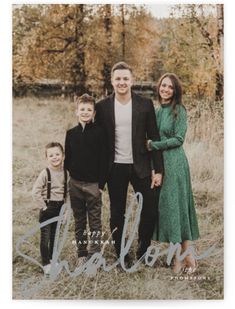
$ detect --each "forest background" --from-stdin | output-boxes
[12,3,224,300]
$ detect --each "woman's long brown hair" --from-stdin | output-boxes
[156,73,184,118]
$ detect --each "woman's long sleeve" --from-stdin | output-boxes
[151,106,187,151]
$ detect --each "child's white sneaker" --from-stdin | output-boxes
[43,263,51,276]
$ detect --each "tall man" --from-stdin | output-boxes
[95,62,163,261]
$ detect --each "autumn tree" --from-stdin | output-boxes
[40,4,88,95]
[13,4,223,100]
[13,4,43,94]
[169,4,223,100]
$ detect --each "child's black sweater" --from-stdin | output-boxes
[64,122,107,189]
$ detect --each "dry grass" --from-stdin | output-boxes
[13,97,223,299]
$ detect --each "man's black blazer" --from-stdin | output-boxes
[95,91,163,179]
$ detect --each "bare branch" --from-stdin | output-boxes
[54,14,74,28]
[194,17,214,49]
[46,36,76,43]
[44,40,75,53]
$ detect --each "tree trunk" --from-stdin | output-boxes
[72,4,87,96]
[103,4,113,95]
[216,4,224,101]
[120,4,125,60]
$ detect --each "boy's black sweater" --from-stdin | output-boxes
[64,122,107,189]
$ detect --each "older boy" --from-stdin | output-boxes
[64,94,107,263]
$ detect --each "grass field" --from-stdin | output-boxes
[12,97,223,299]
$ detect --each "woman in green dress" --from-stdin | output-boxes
[147,73,200,273]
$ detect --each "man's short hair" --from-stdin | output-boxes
[111,61,133,75]
[75,93,95,108]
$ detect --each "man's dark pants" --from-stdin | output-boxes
[107,163,159,259]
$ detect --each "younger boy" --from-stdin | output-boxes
[32,142,70,275]
[64,93,107,264]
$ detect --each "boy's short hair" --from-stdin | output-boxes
[111,61,133,76]
[45,142,64,157]
[75,93,95,108]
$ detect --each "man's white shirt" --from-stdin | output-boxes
[114,98,133,164]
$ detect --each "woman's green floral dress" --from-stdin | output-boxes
[151,103,200,243]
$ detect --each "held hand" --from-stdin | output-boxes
[99,189,103,194]
[146,139,152,151]
[151,170,156,189]
[151,172,162,188]
[154,173,162,187]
